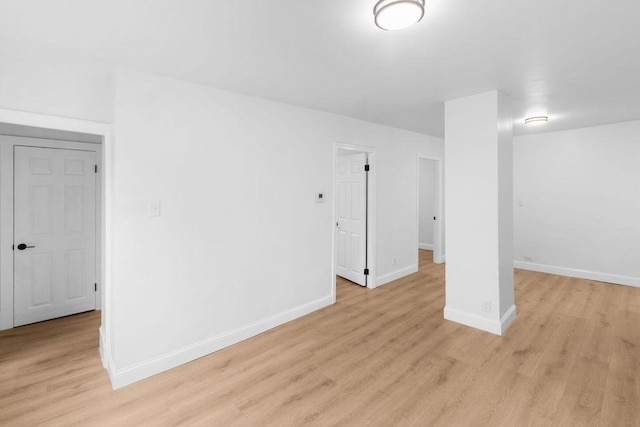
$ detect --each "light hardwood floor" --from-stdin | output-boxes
[1,250,639,426]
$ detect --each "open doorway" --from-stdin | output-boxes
[0,124,102,328]
[0,110,111,377]
[333,143,376,301]
[417,157,444,266]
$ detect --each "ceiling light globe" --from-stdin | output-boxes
[374,0,425,31]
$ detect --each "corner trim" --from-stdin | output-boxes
[107,295,333,389]
[99,326,107,369]
[376,264,418,288]
[514,261,640,288]
[444,304,517,336]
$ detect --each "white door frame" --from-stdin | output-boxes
[332,142,377,298]
[417,156,444,264]
[0,108,112,370]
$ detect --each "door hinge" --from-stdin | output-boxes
[94,283,97,292]
[364,164,370,172]
[12,244,14,250]
[364,268,369,276]
[94,164,98,173]
[434,216,437,220]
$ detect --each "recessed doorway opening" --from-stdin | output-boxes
[0,109,112,375]
[333,143,377,301]
[0,124,103,329]
[417,156,444,265]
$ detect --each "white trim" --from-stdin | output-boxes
[99,326,107,369]
[0,108,113,386]
[332,143,377,290]
[444,304,516,336]
[500,304,517,334]
[0,109,110,135]
[418,243,434,250]
[444,306,501,335]
[376,264,418,288]
[416,156,444,265]
[514,261,640,288]
[0,142,13,330]
[109,295,333,389]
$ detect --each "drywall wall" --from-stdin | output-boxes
[444,91,515,336]
[0,49,443,386]
[418,158,437,249]
[514,120,640,286]
[110,68,443,386]
[0,49,113,123]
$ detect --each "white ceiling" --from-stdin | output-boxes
[1,0,639,137]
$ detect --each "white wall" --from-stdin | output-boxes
[0,50,113,123]
[0,51,444,386]
[514,120,640,286]
[418,158,437,248]
[110,68,443,386]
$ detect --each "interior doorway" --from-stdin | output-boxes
[335,151,368,286]
[333,144,376,298]
[0,124,103,329]
[417,157,444,264]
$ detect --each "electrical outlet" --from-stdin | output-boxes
[524,255,533,262]
[482,299,492,314]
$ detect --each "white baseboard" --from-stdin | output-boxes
[376,264,419,288]
[108,295,333,389]
[444,304,516,336]
[99,326,107,369]
[500,304,517,334]
[418,243,434,250]
[514,261,640,288]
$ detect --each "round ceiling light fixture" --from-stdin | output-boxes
[374,0,425,31]
[524,116,549,125]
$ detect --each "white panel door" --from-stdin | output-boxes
[336,152,367,286]
[14,146,96,326]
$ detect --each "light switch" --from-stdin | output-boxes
[149,201,161,217]
[315,192,325,203]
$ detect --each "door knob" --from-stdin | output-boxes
[16,243,35,250]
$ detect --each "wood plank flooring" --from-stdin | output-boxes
[1,249,639,426]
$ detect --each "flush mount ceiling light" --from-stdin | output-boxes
[374,0,425,31]
[524,116,549,125]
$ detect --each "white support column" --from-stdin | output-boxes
[443,90,516,335]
